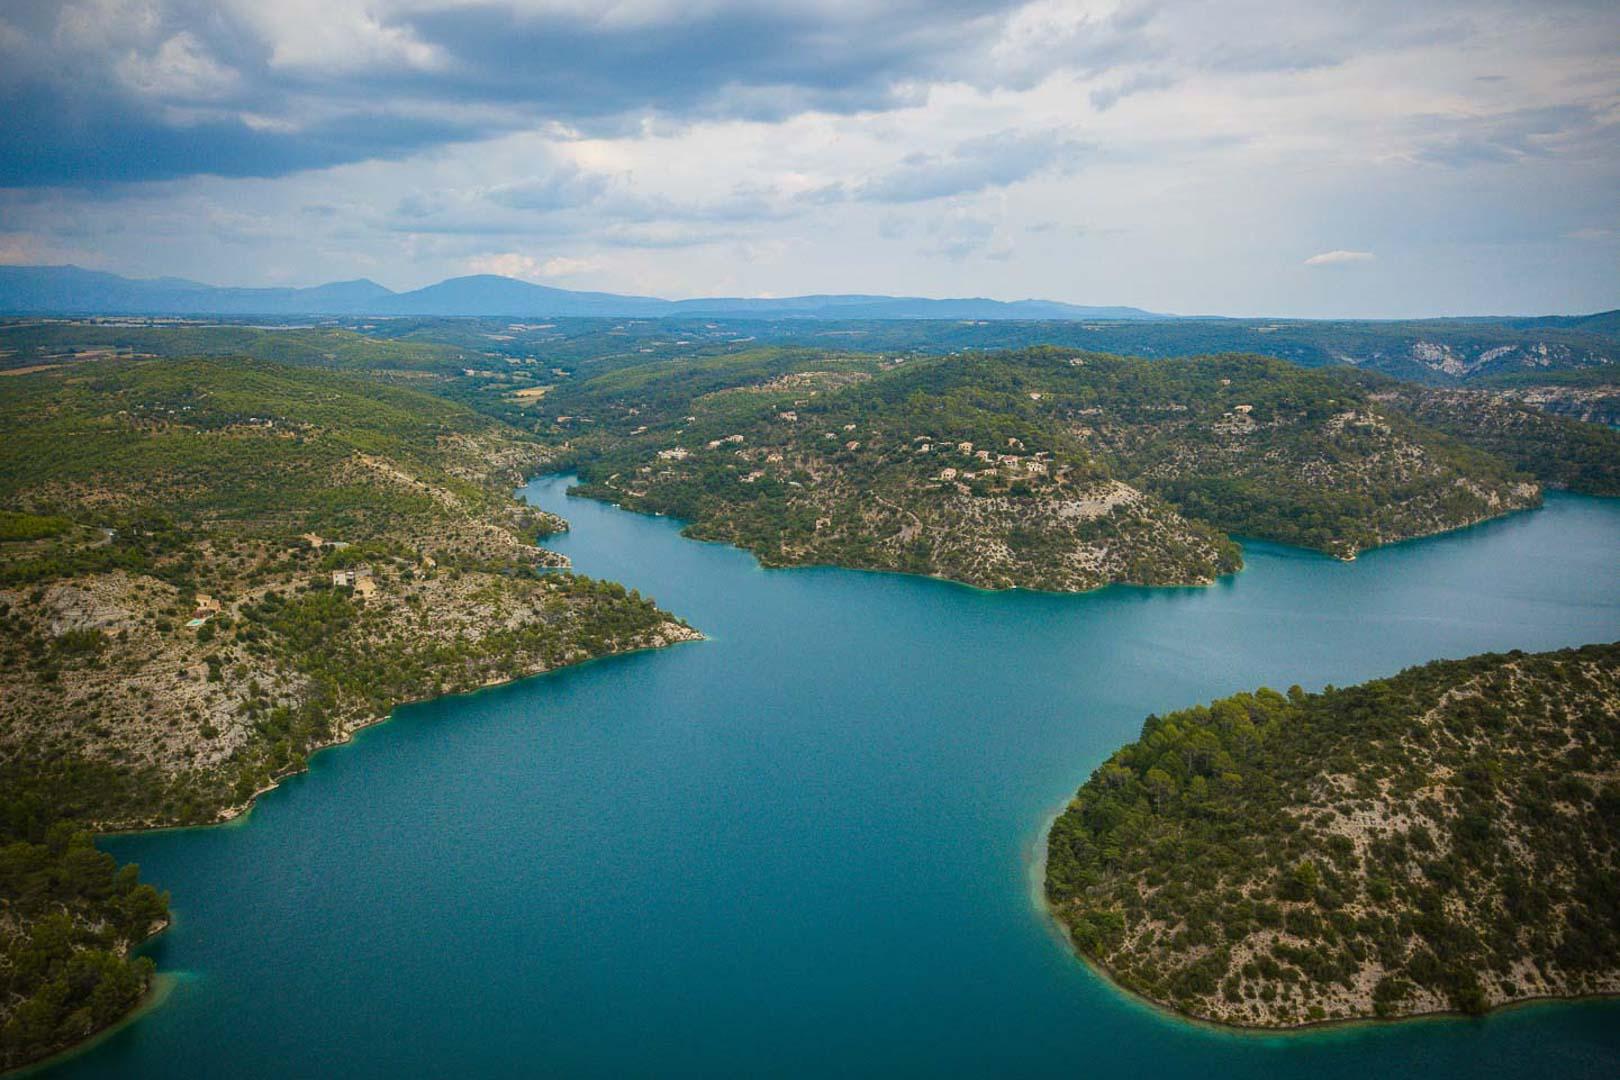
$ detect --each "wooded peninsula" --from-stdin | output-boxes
[1045,643,1620,1028]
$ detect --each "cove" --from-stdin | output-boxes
[48,480,1620,1079]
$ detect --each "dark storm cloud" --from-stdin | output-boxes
[0,85,488,187]
[2,0,1615,318]
[0,0,1031,188]
[0,0,1509,190]
[4,0,1608,192]
[399,1,1013,119]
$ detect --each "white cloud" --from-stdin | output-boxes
[52,0,162,52]
[463,252,598,279]
[115,32,238,100]
[0,230,106,268]
[228,0,443,72]
[1303,249,1376,267]
[6,1,1617,315]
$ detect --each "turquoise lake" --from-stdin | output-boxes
[51,479,1620,1078]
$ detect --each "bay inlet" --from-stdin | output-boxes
[53,479,1620,1079]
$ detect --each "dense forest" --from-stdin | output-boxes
[0,828,168,1071]
[1045,642,1620,1027]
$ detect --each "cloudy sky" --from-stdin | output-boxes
[1,0,1616,316]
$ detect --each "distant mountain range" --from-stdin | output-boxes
[0,265,1163,321]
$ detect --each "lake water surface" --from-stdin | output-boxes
[54,480,1620,1078]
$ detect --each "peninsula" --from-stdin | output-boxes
[554,348,1620,591]
[1044,642,1620,1027]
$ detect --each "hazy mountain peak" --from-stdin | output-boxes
[0,266,1166,320]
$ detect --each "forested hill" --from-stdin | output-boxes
[5,312,1617,394]
[549,347,1620,590]
[1044,642,1620,1028]
[0,356,697,1071]
[0,356,695,836]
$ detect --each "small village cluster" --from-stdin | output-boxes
[918,437,1055,485]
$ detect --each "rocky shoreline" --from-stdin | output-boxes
[4,615,701,1075]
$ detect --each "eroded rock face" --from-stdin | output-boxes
[1489,385,1620,428]
[1405,340,1591,379]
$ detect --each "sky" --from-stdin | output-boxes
[0,0,1617,317]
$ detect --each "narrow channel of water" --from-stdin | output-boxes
[56,482,1620,1078]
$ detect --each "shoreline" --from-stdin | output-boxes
[50,625,704,1072]
[23,475,1611,1071]
[570,485,1244,598]
[568,478,1558,599]
[1333,497,1551,563]
[1029,807,1620,1039]
[13,475,706,1073]
[99,624,704,839]
[4,972,179,1079]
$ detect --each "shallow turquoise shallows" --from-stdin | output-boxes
[52,480,1620,1078]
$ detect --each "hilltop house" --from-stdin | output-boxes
[332,564,377,597]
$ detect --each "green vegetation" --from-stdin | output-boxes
[348,311,1620,386]
[0,322,469,374]
[379,309,1618,386]
[0,511,71,543]
[1045,642,1620,1027]
[0,353,697,1070]
[560,348,1242,590]
[540,347,1609,588]
[0,827,168,1071]
[1372,383,1620,496]
[0,321,1614,1059]
[0,355,519,537]
[0,319,609,435]
[1476,366,1620,391]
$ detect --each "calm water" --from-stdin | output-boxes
[52,481,1620,1078]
